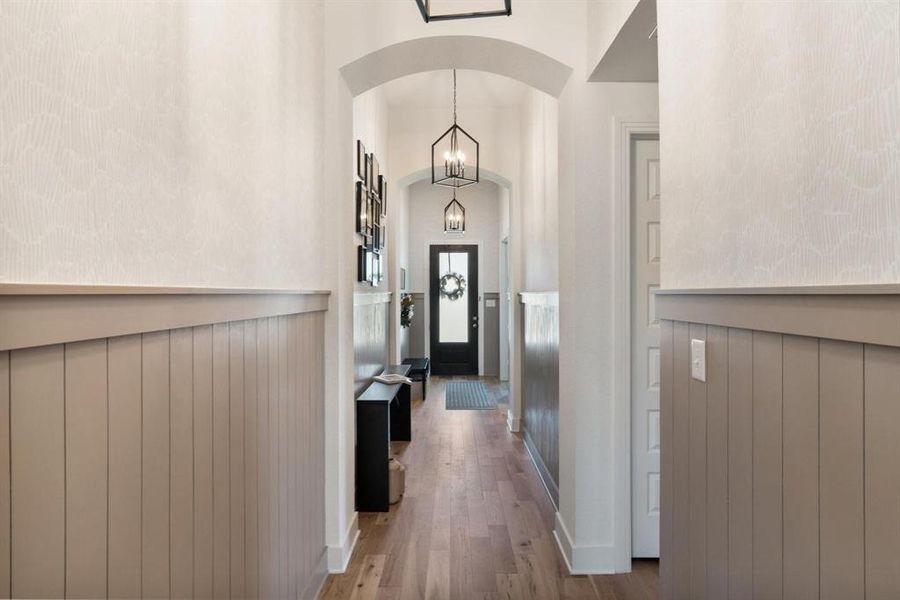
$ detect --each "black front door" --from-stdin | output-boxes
[429,244,478,375]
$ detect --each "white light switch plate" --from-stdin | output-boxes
[691,339,706,382]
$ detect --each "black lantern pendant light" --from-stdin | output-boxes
[415,0,511,23]
[432,70,479,189]
[444,193,465,234]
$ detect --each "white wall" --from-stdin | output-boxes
[658,1,900,289]
[586,0,640,78]
[393,181,411,363]
[0,1,328,290]
[519,89,560,291]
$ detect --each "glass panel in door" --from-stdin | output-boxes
[438,251,469,343]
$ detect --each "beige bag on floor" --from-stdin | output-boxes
[389,458,406,504]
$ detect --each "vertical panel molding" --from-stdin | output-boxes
[520,293,560,505]
[0,291,328,599]
[659,290,900,600]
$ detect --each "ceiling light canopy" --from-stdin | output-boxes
[432,70,479,189]
[415,0,511,23]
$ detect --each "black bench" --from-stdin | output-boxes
[355,364,412,512]
[402,357,431,400]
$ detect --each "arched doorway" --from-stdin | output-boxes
[324,34,571,574]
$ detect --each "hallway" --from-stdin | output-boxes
[320,378,658,600]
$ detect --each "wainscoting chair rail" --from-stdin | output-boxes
[656,288,900,347]
[0,283,331,295]
[0,285,330,351]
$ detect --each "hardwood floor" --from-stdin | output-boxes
[319,377,658,600]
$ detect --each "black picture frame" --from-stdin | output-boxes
[357,245,367,282]
[356,181,371,238]
[372,223,380,251]
[373,197,382,228]
[370,251,381,286]
[365,154,373,190]
[371,155,380,194]
[368,251,377,286]
[367,191,376,237]
[378,175,387,215]
[356,140,366,181]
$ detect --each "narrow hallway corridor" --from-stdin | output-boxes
[320,378,658,600]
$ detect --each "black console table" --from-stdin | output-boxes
[402,357,430,400]
[355,364,411,512]
[384,364,412,441]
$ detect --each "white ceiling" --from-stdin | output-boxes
[380,69,530,110]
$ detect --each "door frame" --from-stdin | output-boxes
[422,239,485,376]
[499,237,510,382]
[613,118,660,572]
[428,243,480,375]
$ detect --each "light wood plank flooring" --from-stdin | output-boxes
[320,377,658,600]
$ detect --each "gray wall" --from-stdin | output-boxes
[659,299,900,599]
[521,294,560,504]
[404,292,425,360]
[354,294,391,397]
[483,292,500,377]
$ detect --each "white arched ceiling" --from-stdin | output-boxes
[340,35,572,98]
[395,166,512,191]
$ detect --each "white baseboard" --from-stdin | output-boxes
[507,411,521,432]
[522,429,559,509]
[302,548,330,599]
[327,512,360,573]
[553,512,618,575]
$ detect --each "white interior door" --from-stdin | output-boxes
[631,138,661,558]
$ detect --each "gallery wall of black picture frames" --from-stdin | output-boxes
[356,140,387,286]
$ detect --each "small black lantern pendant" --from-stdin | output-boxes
[432,70,479,189]
[444,194,465,234]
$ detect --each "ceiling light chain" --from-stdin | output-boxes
[453,68,457,125]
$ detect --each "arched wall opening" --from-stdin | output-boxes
[393,167,513,384]
[324,35,570,574]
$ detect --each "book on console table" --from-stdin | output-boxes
[374,374,414,385]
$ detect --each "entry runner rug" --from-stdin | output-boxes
[445,380,496,410]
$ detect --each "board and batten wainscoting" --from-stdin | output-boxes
[0,284,330,600]
[520,292,560,506]
[354,292,391,398]
[657,287,900,600]
[483,292,501,377]
[404,292,426,359]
